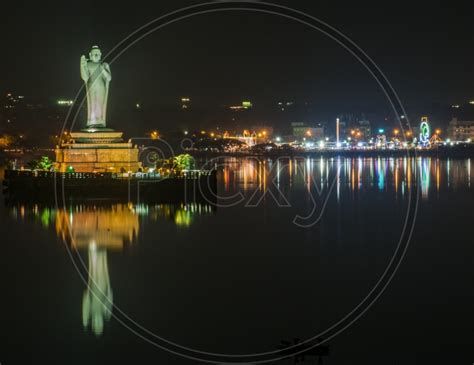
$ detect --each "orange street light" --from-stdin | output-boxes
[393,129,400,135]
[435,129,441,135]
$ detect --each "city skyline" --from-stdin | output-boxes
[1,1,473,133]
[1,2,473,365]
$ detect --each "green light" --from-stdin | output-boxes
[242,101,252,109]
[40,209,51,228]
[174,210,193,227]
[57,100,74,106]
[420,121,430,145]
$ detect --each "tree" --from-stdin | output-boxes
[27,159,39,170]
[155,154,195,177]
[6,159,17,170]
[28,156,53,171]
[147,151,160,167]
[38,156,53,171]
[174,154,195,172]
[0,134,15,149]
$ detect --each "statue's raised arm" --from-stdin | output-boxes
[80,55,90,82]
[103,62,112,83]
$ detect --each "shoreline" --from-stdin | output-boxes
[1,144,472,172]
[188,145,474,159]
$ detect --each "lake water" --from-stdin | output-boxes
[0,157,472,364]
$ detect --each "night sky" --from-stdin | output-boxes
[1,1,473,129]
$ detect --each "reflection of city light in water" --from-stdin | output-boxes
[306,158,311,192]
[276,159,281,187]
[7,157,472,338]
[468,158,471,188]
[447,158,451,188]
[395,160,399,194]
[407,158,412,190]
[358,158,363,190]
[336,157,341,202]
[436,158,440,193]
[376,158,385,191]
[418,158,431,200]
[351,159,355,191]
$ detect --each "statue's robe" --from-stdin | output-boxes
[82,62,111,128]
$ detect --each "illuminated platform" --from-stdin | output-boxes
[70,129,124,144]
[55,128,141,173]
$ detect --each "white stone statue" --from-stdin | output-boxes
[80,46,111,128]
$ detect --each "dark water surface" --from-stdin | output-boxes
[0,157,472,364]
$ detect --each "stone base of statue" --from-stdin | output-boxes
[55,128,142,173]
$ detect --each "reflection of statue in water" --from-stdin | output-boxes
[82,244,113,336]
[55,204,139,336]
[80,46,112,128]
[50,203,213,335]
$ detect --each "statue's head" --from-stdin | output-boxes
[89,46,102,63]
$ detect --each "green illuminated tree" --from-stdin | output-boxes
[28,156,53,171]
[155,154,195,177]
[38,156,53,171]
[174,154,195,172]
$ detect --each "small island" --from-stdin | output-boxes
[2,46,216,204]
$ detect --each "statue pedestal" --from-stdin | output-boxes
[55,130,142,173]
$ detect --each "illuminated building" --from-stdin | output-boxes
[181,97,190,109]
[3,92,28,110]
[251,126,273,140]
[447,118,474,141]
[57,100,74,106]
[357,120,371,138]
[223,129,257,146]
[229,100,253,111]
[292,122,324,140]
[337,119,348,139]
[376,134,387,148]
[277,101,295,111]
